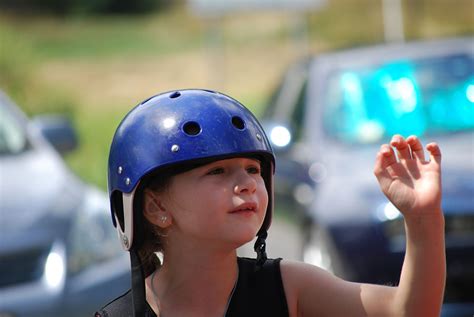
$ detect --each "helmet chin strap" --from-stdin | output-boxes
[254,230,268,270]
[130,250,146,316]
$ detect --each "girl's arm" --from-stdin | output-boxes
[281,135,445,317]
[375,135,445,316]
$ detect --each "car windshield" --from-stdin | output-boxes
[0,100,29,155]
[323,53,474,144]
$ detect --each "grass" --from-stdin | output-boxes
[3,8,205,61]
[64,107,126,189]
[1,0,472,190]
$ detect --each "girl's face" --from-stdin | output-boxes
[158,157,268,248]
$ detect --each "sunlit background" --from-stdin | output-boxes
[0,0,473,316]
[1,0,472,189]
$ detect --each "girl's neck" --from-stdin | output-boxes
[162,247,238,286]
[145,249,239,316]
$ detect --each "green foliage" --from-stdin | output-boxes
[3,10,203,62]
[0,22,35,103]
[0,0,170,15]
[25,91,77,118]
[65,108,126,189]
[0,20,77,117]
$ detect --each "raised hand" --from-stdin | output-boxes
[373,135,442,218]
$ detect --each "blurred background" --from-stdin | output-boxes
[0,0,473,316]
[1,0,472,189]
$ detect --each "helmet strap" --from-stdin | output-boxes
[253,230,268,270]
[130,250,146,316]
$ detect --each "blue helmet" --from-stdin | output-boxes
[108,89,275,250]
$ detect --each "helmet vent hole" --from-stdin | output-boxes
[183,121,201,135]
[232,116,245,130]
[170,91,181,99]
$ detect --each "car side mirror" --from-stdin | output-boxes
[32,115,78,155]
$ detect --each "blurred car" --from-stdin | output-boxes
[0,91,130,316]
[262,37,474,316]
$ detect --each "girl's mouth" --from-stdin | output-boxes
[230,202,257,213]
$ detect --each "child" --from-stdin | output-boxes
[95,89,445,317]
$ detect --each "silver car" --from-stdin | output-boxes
[0,91,130,317]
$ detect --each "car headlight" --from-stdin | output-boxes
[270,125,292,148]
[376,201,402,222]
[43,241,66,292]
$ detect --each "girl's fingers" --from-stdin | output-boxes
[407,135,425,162]
[390,135,411,161]
[426,142,442,165]
[374,144,396,175]
[374,144,398,192]
[380,144,397,169]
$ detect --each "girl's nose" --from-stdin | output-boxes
[233,172,257,195]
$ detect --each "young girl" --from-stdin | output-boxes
[96,89,445,317]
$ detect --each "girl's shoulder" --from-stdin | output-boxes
[280,260,376,316]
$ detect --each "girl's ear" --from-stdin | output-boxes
[143,189,172,228]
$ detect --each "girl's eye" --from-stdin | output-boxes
[247,166,261,174]
[207,168,224,175]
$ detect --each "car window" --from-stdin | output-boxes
[0,104,29,155]
[263,58,310,143]
[323,53,474,144]
[291,80,307,142]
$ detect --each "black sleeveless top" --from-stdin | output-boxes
[95,257,289,317]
